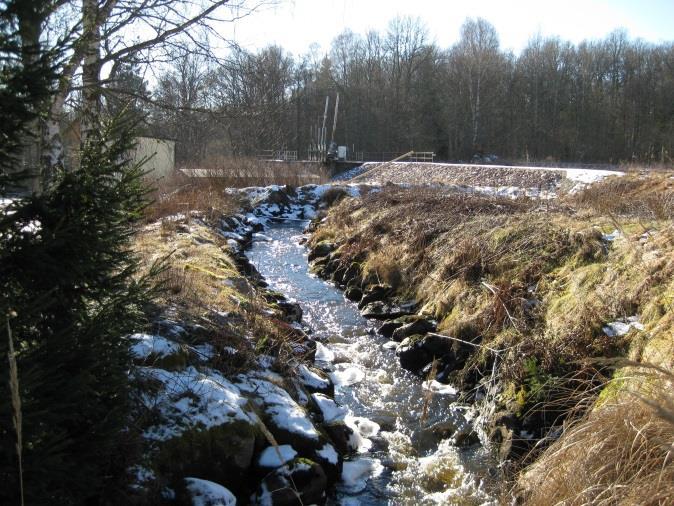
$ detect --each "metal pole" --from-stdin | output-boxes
[321,96,329,158]
[330,92,340,145]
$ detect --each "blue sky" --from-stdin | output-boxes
[226,0,674,55]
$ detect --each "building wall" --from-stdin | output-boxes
[133,137,175,181]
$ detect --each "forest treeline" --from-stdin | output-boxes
[125,17,674,164]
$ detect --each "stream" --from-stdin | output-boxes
[247,222,498,505]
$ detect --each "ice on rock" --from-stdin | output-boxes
[339,458,384,494]
[422,380,458,397]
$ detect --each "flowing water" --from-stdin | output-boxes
[247,222,498,505]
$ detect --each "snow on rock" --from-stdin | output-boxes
[138,366,250,441]
[344,415,374,453]
[298,364,331,391]
[253,232,272,242]
[258,445,297,468]
[130,333,182,360]
[312,393,348,423]
[184,477,236,506]
[603,316,645,337]
[317,443,339,465]
[236,376,321,441]
[315,342,336,362]
[339,458,384,494]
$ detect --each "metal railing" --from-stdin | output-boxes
[257,150,298,162]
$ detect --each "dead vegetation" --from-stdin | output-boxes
[310,172,674,503]
[136,190,312,376]
[518,365,674,506]
[144,171,241,224]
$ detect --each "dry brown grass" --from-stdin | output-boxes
[568,170,674,220]
[518,366,674,506]
[144,171,241,223]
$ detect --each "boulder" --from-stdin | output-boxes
[255,459,327,506]
[323,420,357,455]
[360,301,414,320]
[157,420,259,497]
[357,284,392,309]
[344,286,363,302]
[182,478,236,506]
[331,266,347,284]
[391,318,436,342]
[420,333,455,356]
[342,263,362,286]
[308,242,335,262]
[276,300,303,323]
[396,336,432,373]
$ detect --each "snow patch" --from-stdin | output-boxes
[184,477,236,506]
[317,443,339,465]
[138,366,250,441]
[603,316,644,337]
[130,334,181,360]
[258,445,297,468]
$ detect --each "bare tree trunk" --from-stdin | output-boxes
[81,0,102,143]
[472,74,481,149]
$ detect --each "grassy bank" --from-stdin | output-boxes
[308,172,674,503]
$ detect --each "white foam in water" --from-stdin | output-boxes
[345,415,380,438]
[330,364,365,387]
[344,415,374,453]
[422,380,458,397]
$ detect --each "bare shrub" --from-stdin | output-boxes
[145,171,240,223]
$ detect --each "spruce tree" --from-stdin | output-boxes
[1,2,156,503]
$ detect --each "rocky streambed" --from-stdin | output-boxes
[129,184,502,505]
